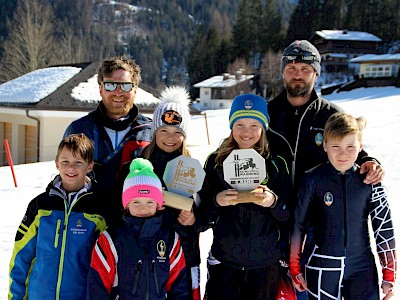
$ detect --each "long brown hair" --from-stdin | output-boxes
[215,129,269,166]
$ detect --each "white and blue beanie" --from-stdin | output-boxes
[229,94,269,131]
[151,86,191,137]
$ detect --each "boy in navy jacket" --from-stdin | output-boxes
[290,112,396,299]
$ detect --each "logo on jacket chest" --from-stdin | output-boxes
[70,219,88,235]
[324,192,334,206]
[315,132,323,146]
[157,240,167,262]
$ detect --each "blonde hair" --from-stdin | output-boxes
[324,112,367,142]
[215,129,269,166]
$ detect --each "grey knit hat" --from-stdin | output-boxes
[151,86,191,137]
[281,40,321,75]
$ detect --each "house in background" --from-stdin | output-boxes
[350,54,400,78]
[310,29,382,73]
[0,62,159,165]
[193,71,254,110]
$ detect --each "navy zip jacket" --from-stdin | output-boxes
[87,212,189,299]
[196,152,291,270]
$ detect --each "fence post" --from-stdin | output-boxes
[203,112,210,145]
[4,139,18,187]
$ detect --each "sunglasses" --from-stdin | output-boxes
[102,82,136,92]
[282,52,318,62]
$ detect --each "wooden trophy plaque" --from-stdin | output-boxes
[223,149,266,204]
[163,155,205,211]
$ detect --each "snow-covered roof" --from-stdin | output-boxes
[0,65,159,107]
[315,30,382,42]
[350,54,400,63]
[193,74,254,88]
[0,67,81,104]
[325,53,349,58]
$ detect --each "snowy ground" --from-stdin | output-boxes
[1,86,399,298]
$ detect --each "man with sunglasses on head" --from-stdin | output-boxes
[63,57,152,228]
[266,40,385,299]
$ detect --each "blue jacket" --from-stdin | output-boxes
[63,103,152,226]
[8,176,107,300]
[87,213,189,299]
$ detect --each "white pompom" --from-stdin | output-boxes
[159,86,190,106]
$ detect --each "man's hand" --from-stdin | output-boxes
[360,161,384,184]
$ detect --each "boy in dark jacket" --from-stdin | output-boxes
[87,158,188,299]
[8,133,107,300]
[290,112,396,299]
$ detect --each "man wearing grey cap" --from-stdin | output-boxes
[268,40,384,198]
[266,40,385,298]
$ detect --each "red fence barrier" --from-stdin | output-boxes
[4,139,17,187]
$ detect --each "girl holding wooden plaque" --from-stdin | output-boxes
[196,94,292,300]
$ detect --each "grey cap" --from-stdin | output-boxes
[281,40,321,75]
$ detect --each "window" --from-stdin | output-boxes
[364,64,392,78]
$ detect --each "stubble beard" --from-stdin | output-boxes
[104,95,134,119]
[285,79,314,98]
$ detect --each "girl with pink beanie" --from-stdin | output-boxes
[87,158,189,299]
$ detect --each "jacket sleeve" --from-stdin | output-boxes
[266,155,292,222]
[8,198,39,300]
[356,148,380,166]
[194,153,225,232]
[166,233,189,300]
[87,231,118,299]
[289,174,313,281]
[369,184,397,284]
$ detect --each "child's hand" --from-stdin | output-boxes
[216,189,238,206]
[382,282,394,300]
[177,210,195,226]
[253,186,276,207]
[292,274,308,292]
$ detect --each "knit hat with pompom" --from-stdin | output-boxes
[122,158,163,209]
[151,86,191,137]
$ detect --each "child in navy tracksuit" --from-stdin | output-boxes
[290,112,397,299]
[87,158,188,299]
